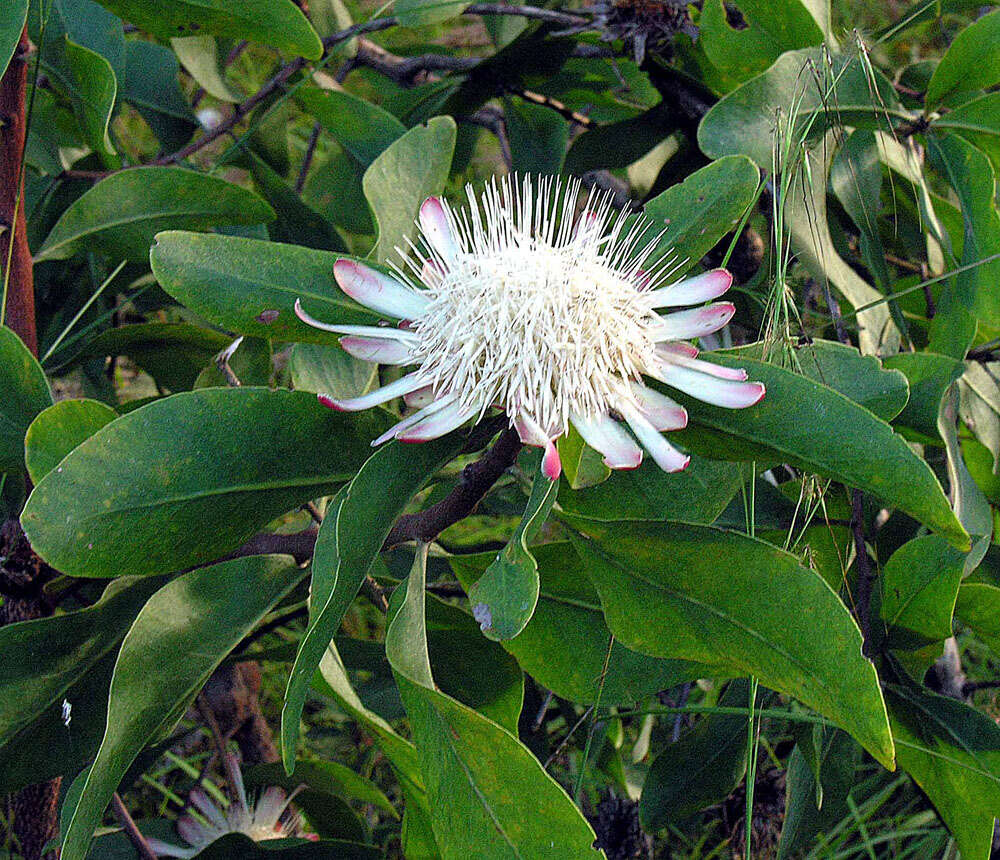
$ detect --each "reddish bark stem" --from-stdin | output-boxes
[0,27,36,354]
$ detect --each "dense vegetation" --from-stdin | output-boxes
[2,0,1000,857]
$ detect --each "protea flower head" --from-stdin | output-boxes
[147,755,304,858]
[295,175,763,480]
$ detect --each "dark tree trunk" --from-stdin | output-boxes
[1,28,59,860]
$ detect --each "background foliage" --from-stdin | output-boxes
[2,0,1000,858]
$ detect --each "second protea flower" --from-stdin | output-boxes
[295,175,763,479]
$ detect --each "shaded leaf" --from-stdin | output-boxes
[387,546,603,859]
[0,0,27,79]
[93,0,322,58]
[503,96,567,175]
[21,388,391,577]
[363,117,456,263]
[64,37,117,158]
[296,86,405,166]
[60,555,303,860]
[0,326,53,476]
[567,518,895,768]
[121,41,198,151]
[468,464,557,641]
[884,351,965,442]
[955,583,1000,656]
[37,167,275,262]
[281,436,463,772]
[925,9,1000,108]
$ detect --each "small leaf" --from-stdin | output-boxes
[171,35,241,102]
[888,683,1000,860]
[190,833,380,859]
[281,435,463,772]
[94,0,322,58]
[925,9,1000,108]
[289,342,376,399]
[296,85,406,166]
[503,96,568,175]
[363,116,457,263]
[0,0,27,79]
[64,38,117,159]
[121,41,198,150]
[955,583,1000,656]
[884,351,965,442]
[564,103,677,175]
[566,518,895,768]
[24,398,117,484]
[639,680,757,829]
[452,542,710,704]
[0,326,53,476]
[60,555,303,860]
[21,388,392,577]
[150,231,383,344]
[37,167,275,262]
[468,462,556,641]
[395,0,467,27]
[387,546,603,858]
[668,353,968,548]
[879,535,965,651]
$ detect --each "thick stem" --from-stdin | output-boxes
[850,489,876,655]
[0,27,35,353]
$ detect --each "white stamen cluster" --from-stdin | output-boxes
[403,178,678,437]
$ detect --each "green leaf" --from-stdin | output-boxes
[188,834,380,859]
[24,398,117,484]
[778,728,860,859]
[21,388,391,577]
[0,326,53,476]
[70,322,232,391]
[238,149,347,252]
[468,464,556,641]
[699,49,907,168]
[564,103,677,175]
[566,519,895,768]
[639,680,755,830]
[289,342,376,399]
[60,554,303,860]
[121,40,197,151]
[884,352,965,442]
[728,339,909,421]
[387,545,603,859]
[927,133,1000,334]
[150,231,383,344]
[666,354,968,548]
[246,760,395,815]
[363,116,456,263]
[641,155,759,278]
[0,576,163,748]
[36,167,275,262]
[700,0,823,83]
[888,683,1000,860]
[556,423,611,490]
[0,649,115,795]
[502,96,568,175]
[931,92,1000,173]
[558,454,742,523]
[64,37,117,159]
[424,592,524,733]
[452,542,709,704]
[0,0,26,79]
[281,436,463,772]
[879,535,965,651]
[395,0,467,27]
[926,9,1000,108]
[296,86,406,166]
[93,0,322,58]
[955,583,1000,656]
[170,34,241,102]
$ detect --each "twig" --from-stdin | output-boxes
[111,794,158,860]
[295,121,321,193]
[383,427,522,548]
[850,489,876,654]
[543,705,595,769]
[962,679,1000,696]
[532,690,554,732]
[464,106,513,170]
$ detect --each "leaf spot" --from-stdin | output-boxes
[472,602,492,632]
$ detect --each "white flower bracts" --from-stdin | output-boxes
[295,175,764,480]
